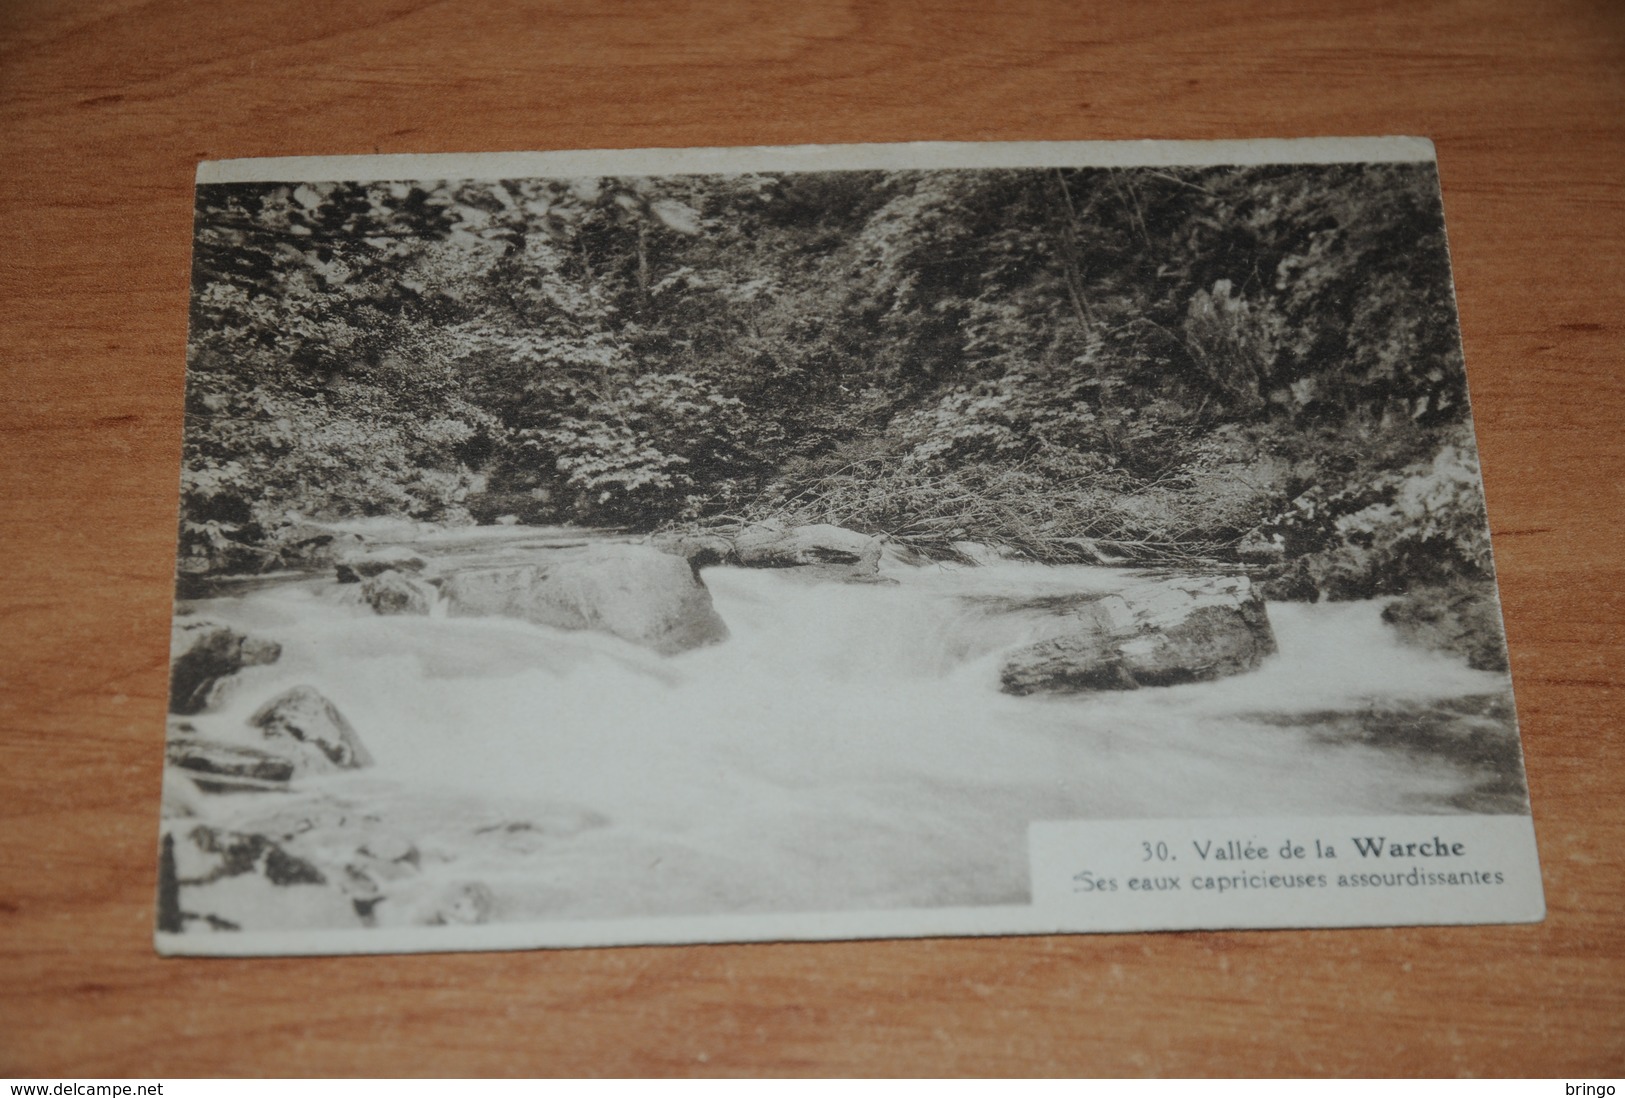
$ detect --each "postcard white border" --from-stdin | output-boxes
[196,137,1436,185]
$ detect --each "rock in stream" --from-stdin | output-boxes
[1000,575,1277,694]
[442,543,728,655]
[169,620,283,715]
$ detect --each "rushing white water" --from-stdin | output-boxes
[175,547,1520,920]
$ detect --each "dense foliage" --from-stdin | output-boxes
[182,161,1495,601]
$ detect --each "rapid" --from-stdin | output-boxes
[171,530,1521,918]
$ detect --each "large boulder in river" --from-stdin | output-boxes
[361,569,437,616]
[248,686,373,772]
[169,620,282,715]
[335,545,427,584]
[1000,576,1276,695]
[734,522,881,576]
[442,543,728,655]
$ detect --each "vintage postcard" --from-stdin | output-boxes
[157,138,1542,955]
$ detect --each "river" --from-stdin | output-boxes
[167,526,1524,924]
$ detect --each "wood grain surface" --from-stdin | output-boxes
[2,0,1622,1078]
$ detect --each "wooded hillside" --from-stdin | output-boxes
[181,160,1496,620]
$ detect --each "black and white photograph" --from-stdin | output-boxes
[156,140,1540,954]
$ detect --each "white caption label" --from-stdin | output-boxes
[1028,815,1544,931]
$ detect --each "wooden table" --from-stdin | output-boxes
[3,0,1621,1078]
